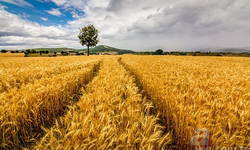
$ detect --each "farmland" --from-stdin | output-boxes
[0,55,249,149]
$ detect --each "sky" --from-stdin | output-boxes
[0,0,250,51]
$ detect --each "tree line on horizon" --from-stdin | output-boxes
[134,49,250,56]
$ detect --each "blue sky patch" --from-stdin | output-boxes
[0,0,76,26]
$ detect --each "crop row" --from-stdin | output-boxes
[0,57,102,149]
[34,57,171,149]
[121,55,250,149]
[0,57,102,93]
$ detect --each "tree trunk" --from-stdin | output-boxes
[87,45,89,56]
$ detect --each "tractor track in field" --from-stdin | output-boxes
[118,57,158,116]
[20,60,103,150]
[32,57,171,149]
[118,57,177,150]
[118,57,162,118]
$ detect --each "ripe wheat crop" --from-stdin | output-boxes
[121,55,250,149]
[1,55,249,149]
[0,57,100,93]
[0,56,102,149]
[0,53,24,58]
[35,57,171,149]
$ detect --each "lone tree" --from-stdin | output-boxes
[78,24,99,56]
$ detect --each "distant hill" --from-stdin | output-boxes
[78,45,135,54]
[32,45,135,54]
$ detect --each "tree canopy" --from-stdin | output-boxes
[78,24,99,56]
[1,50,7,53]
[154,49,163,55]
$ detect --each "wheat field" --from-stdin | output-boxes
[121,55,250,149]
[0,55,249,149]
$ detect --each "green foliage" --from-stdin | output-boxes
[1,50,7,53]
[63,52,68,56]
[34,48,74,52]
[78,24,99,55]
[170,52,179,55]
[134,52,154,55]
[78,24,99,47]
[24,51,29,57]
[31,49,36,53]
[154,49,163,55]
[25,49,31,53]
[80,45,135,54]
[20,46,134,55]
[179,52,187,55]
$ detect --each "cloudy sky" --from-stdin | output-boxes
[0,0,250,51]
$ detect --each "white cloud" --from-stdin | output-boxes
[50,0,67,6]
[1,0,250,51]
[41,17,48,21]
[0,6,78,49]
[0,0,33,7]
[68,0,250,50]
[18,12,29,19]
[46,8,61,16]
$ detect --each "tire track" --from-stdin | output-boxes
[34,57,171,149]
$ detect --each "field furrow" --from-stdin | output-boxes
[1,55,249,149]
[34,57,171,150]
[0,57,102,149]
[121,55,250,149]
